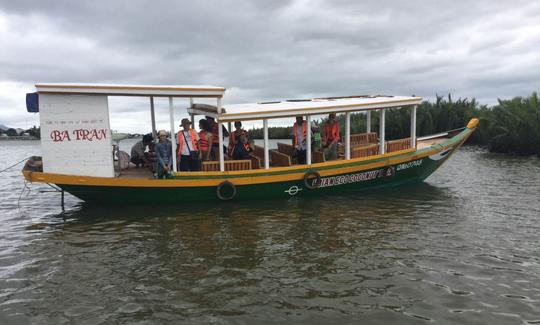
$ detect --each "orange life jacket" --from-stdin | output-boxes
[293,122,307,146]
[198,130,209,151]
[177,129,199,155]
[228,129,250,156]
[212,123,219,144]
[323,121,340,143]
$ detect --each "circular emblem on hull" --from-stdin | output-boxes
[284,186,303,196]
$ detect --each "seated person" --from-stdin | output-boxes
[130,133,153,167]
[155,130,173,178]
[228,121,252,160]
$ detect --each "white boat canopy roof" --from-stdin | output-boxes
[35,83,226,98]
[215,95,422,122]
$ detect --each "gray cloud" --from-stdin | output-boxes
[0,0,539,131]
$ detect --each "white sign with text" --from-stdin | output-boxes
[40,94,114,177]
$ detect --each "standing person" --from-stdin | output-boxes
[198,119,214,161]
[206,116,229,160]
[147,141,158,177]
[155,130,173,178]
[293,116,307,164]
[130,133,153,167]
[311,121,322,152]
[177,118,201,171]
[323,113,340,160]
[228,121,252,159]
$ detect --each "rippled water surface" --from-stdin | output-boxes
[1,140,539,324]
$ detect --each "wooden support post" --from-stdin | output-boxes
[411,105,417,148]
[218,98,224,172]
[345,112,351,160]
[379,109,385,155]
[190,98,195,126]
[169,97,177,172]
[367,110,371,133]
[150,96,156,139]
[306,116,312,165]
[263,119,269,169]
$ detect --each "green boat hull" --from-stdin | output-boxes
[56,128,469,204]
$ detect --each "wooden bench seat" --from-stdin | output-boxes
[350,132,379,147]
[351,144,379,158]
[386,138,412,153]
[202,160,252,171]
[270,150,291,166]
[277,142,295,157]
[312,151,326,163]
[253,145,265,160]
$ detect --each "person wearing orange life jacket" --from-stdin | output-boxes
[177,118,201,171]
[292,116,308,164]
[198,119,214,161]
[206,116,229,161]
[322,113,340,160]
[228,121,252,160]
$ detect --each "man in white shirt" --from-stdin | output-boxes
[177,118,201,171]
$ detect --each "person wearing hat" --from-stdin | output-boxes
[323,113,340,160]
[155,130,173,178]
[177,118,201,171]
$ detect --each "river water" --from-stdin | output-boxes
[0,140,539,324]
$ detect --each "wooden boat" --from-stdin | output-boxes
[22,83,479,203]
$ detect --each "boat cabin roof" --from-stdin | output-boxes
[215,95,422,122]
[35,83,226,98]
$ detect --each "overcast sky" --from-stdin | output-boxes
[1,0,539,132]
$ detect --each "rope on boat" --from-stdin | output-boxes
[0,156,32,174]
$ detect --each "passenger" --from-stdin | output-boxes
[130,133,153,167]
[177,118,201,171]
[147,141,158,176]
[206,116,229,160]
[293,116,307,164]
[311,121,322,152]
[198,119,214,161]
[323,113,340,160]
[155,130,173,178]
[229,121,252,160]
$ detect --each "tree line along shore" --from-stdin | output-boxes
[248,92,540,157]
[3,93,538,156]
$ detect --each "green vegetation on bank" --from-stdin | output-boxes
[248,93,540,156]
